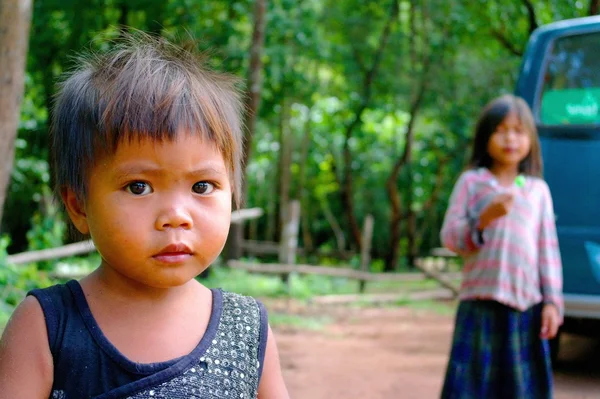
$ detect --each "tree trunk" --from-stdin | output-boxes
[358,215,374,293]
[384,0,431,271]
[339,0,400,251]
[248,170,267,241]
[118,2,129,32]
[298,109,314,253]
[590,0,599,15]
[320,197,346,255]
[404,0,418,269]
[277,99,293,238]
[265,164,277,242]
[385,112,416,271]
[147,10,164,36]
[415,153,452,248]
[224,0,267,260]
[0,0,33,227]
[406,164,418,268]
[241,0,267,175]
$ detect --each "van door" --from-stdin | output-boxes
[516,16,600,313]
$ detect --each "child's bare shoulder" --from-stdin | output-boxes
[0,296,53,396]
[1,295,49,349]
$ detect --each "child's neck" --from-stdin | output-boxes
[83,266,201,304]
[489,163,519,186]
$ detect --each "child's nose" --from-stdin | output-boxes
[155,205,193,230]
[508,130,516,137]
[504,130,518,142]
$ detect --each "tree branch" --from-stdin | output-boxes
[351,42,367,74]
[520,0,538,34]
[491,28,523,56]
[489,0,536,56]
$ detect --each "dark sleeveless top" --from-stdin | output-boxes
[28,280,268,399]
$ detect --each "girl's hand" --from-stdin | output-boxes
[479,192,514,229]
[540,303,560,340]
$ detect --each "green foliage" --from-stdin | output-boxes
[204,267,287,298]
[0,236,54,328]
[4,136,52,253]
[4,0,590,273]
[202,267,360,299]
[202,265,445,300]
[26,187,66,251]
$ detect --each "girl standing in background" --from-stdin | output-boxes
[440,94,562,399]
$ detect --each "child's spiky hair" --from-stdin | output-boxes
[51,31,245,207]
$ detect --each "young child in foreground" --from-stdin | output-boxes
[439,94,563,399]
[0,33,290,399]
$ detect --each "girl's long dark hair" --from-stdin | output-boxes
[469,94,543,177]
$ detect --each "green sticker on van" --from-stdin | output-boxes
[540,88,600,125]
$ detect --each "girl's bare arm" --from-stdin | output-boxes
[257,325,289,399]
[0,296,53,399]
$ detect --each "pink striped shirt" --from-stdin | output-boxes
[440,168,563,314]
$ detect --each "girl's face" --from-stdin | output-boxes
[487,110,531,171]
[65,133,232,289]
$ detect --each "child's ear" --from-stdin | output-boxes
[61,188,90,235]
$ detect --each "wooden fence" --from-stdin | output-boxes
[236,200,460,296]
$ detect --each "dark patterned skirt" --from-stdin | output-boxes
[441,300,553,399]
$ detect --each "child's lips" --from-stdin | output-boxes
[153,244,193,263]
[153,253,192,263]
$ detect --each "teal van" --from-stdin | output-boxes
[516,16,600,359]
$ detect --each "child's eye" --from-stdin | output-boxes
[126,182,152,196]
[192,181,215,195]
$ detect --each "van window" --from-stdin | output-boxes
[540,32,600,125]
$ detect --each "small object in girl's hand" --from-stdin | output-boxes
[515,175,526,188]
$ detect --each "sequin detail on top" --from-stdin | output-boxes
[126,292,262,399]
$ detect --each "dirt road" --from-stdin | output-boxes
[273,303,600,399]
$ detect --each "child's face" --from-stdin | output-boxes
[67,133,232,288]
[487,110,531,170]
